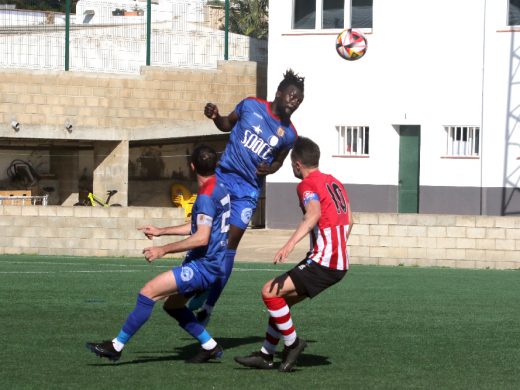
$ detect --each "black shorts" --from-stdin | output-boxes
[287,259,347,299]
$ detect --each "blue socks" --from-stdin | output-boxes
[164,306,210,344]
[116,293,156,345]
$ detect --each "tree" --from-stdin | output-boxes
[229,0,268,40]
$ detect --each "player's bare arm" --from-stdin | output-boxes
[143,223,211,263]
[204,103,238,132]
[256,147,291,176]
[137,223,191,240]
[273,199,321,264]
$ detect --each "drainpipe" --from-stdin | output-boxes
[65,0,70,71]
[224,0,229,60]
[146,0,151,66]
[479,0,487,215]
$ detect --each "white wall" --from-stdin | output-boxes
[482,1,520,189]
[0,9,48,26]
[75,0,206,25]
[267,0,518,192]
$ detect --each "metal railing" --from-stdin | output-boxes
[0,0,267,74]
[0,194,48,206]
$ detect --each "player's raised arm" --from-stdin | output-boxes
[273,199,321,264]
[204,102,238,133]
[137,223,191,239]
[143,221,211,263]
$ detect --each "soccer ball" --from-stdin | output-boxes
[336,29,367,61]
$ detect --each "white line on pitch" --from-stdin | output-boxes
[0,261,284,273]
[2,261,172,268]
[0,268,280,274]
[0,260,281,270]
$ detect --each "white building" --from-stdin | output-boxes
[264,0,520,228]
[75,0,205,25]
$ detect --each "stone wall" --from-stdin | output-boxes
[1,207,519,270]
[349,213,520,269]
[0,61,261,139]
[0,205,186,258]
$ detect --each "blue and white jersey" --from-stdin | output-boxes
[217,97,298,194]
[183,176,230,278]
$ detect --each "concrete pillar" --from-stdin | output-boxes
[93,140,129,206]
[50,148,79,205]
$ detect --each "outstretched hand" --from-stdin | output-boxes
[204,103,219,120]
[137,225,161,240]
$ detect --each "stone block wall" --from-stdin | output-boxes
[1,208,519,270]
[349,213,520,269]
[0,205,186,258]
[0,61,260,136]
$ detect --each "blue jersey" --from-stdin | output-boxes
[183,176,230,278]
[217,97,298,194]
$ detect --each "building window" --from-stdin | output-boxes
[337,125,369,155]
[509,0,520,26]
[293,0,373,30]
[352,0,373,29]
[444,126,480,157]
[294,0,316,29]
[323,0,344,29]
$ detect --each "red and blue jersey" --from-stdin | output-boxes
[184,176,230,278]
[297,170,351,271]
[217,97,298,196]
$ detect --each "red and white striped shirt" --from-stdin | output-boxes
[297,170,351,271]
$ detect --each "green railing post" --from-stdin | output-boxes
[65,0,71,71]
[224,0,229,60]
[146,0,151,66]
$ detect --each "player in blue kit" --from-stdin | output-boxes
[86,145,231,363]
[192,69,305,324]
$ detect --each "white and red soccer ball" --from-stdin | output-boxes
[336,29,367,61]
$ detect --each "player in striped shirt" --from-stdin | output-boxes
[235,136,353,372]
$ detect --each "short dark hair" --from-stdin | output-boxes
[291,136,320,168]
[277,69,305,93]
[191,145,218,177]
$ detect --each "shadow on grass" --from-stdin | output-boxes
[233,353,332,372]
[292,352,331,368]
[232,339,332,371]
[87,336,265,366]
[87,337,331,369]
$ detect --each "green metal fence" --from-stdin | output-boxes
[0,0,267,74]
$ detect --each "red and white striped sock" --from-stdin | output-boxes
[262,296,297,347]
[261,316,281,355]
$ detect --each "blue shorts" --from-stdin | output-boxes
[216,169,259,230]
[172,261,216,296]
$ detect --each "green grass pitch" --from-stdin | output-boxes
[0,254,519,389]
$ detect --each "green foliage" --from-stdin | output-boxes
[6,0,79,12]
[229,0,269,40]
